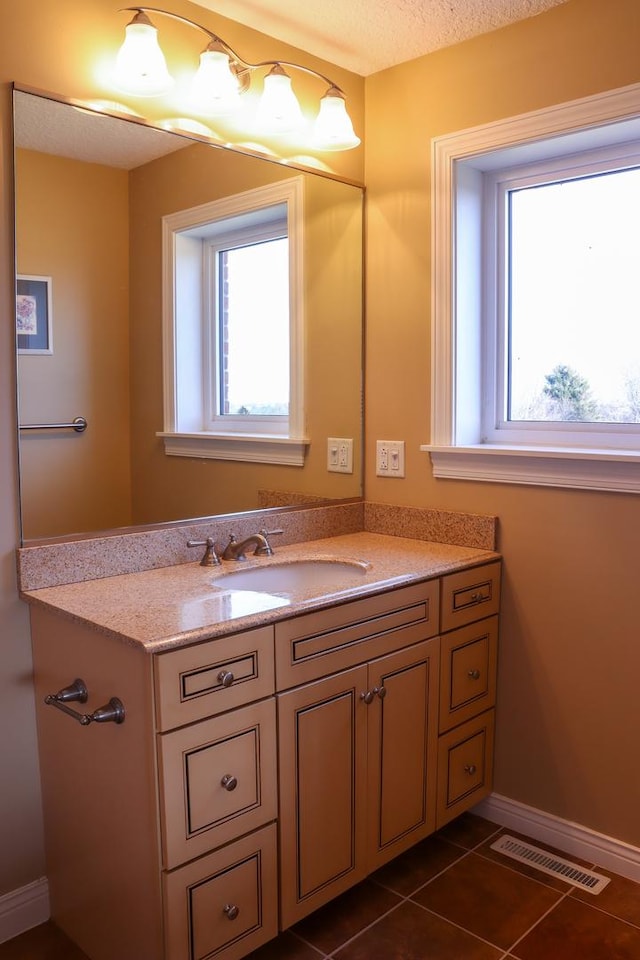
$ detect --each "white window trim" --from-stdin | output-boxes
[422,81,640,493]
[159,177,309,465]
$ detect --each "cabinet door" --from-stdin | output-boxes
[366,638,439,871]
[278,665,368,928]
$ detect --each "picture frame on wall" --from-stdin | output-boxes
[17,275,53,355]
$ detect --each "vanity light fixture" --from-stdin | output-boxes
[113,6,361,150]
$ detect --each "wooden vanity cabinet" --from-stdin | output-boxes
[276,582,441,928]
[28,558,500,960]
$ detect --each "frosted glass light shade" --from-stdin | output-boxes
[312,88,360,151]
[114,17,174,97]
[257,66,303,132]
[190,48,242,115]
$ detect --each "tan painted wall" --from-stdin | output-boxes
[0,0,363,902]
[128,143,363,523]
[364,0,640,845]
[16,149,132,539]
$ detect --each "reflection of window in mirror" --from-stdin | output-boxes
[159,177,308,465]
[206,217,289,431]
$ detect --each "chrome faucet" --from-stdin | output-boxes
[222,528,283,561]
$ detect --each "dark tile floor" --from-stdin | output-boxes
[2,814,639,959]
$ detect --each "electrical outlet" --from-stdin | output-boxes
[327,437,353,474]
[376,440,405,477]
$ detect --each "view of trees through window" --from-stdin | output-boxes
[507,165,640,424]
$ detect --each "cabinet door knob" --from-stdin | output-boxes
[360,690,374,704]
[373,685,387,700]
[221,774,238,791]
[217,669,235,688]
[464,763,477,775]
[468,669,481,680]
[223,904,239,920]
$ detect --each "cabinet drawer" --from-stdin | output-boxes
[275,580,439,689]
[439,617,498,733]
[163,823,278,960]
[440,562,501,633]
[154,626,274,731]
[436,711,495,828]
[158,699,277,869]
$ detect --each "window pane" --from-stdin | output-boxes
[219,238,289,416]
[508,167,640,423]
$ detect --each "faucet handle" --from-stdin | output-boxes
[256,528,284,556]
[187,537,221,566]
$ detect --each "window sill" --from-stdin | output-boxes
[159,432,309,466]
[421,444,640,493]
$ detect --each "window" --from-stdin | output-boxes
[204,217,289,431]
[159,177,308,465]
[424,82,640,493]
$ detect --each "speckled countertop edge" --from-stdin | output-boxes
[22,532,500,654]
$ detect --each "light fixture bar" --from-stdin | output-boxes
[115,6,360,149]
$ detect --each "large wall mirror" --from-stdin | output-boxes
[14,89,364,543]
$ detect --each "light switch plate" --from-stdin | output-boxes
[376,440,405,477]
[327,437,353,474]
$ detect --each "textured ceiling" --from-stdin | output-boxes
[14,92,189,168]
[192,0,569,76]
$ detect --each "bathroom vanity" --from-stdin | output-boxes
[22,531,500,960]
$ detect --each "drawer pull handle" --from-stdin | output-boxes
[468,669,481,680]
[470,591,489,604]
[374,685,387,700]
[223,904,240,921]
[221,774,238,792]
[360,690,374,705]
[217,670,235,688]
[464,763,477,775]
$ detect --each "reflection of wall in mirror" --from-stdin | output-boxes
[16,147,132,539]
[128,141,363,525]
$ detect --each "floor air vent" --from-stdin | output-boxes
[490,835,610,894]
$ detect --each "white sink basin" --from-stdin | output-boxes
[212,558,369,594]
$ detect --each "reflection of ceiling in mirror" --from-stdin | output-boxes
[13,91,189,169]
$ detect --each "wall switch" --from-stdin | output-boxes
[328,437,353,474]
[376,440,405,477]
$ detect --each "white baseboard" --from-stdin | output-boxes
[0,877,49,945]
[474,793,640,883]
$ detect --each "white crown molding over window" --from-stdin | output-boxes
[160,177,308,466]
[423,81,640,494]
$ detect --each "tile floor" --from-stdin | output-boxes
[2,814,639,960]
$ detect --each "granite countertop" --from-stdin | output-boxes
[21,532,500,654]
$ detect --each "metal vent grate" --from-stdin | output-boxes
[490,835,610,894]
